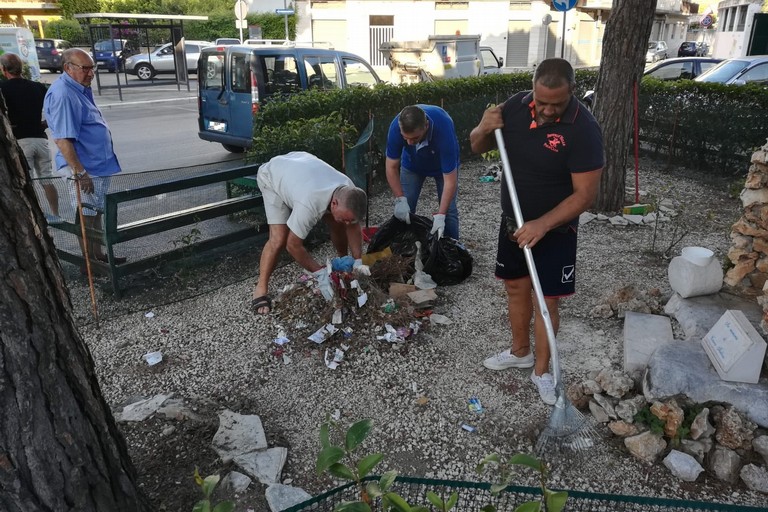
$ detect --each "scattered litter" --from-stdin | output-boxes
[282,354,291,365]
[324,348,345,369]
[468,397,484,413]
[382,299,397,313]
[341,343,350,351]
[396,326,412,339]
[341,327,354,338]
[376,323,405,343]
[273,334,290,346]
[308,324,339,344]
[295,321,308,329]
[416,396,430,406]
[144,311,155,319]
[408,288,438,305]
[389,282,418,298]
[411,382,418,392]
[357,292,368,307]
[142,351,162,366]
[159,328,169,334]
[479,175,495,182]
[361,246,392,266]
[461,424,477,433]
[412,242,437,289]
[332,309,342,324]
[429,313,452,325]
[331,409,341,421]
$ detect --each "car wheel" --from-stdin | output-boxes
[136,64,155,81]
[222,144,246,154]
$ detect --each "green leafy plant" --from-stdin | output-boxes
[476,453,567,512]
[192,468,235,512]
[316,418,427,512]
[634,406,666,435]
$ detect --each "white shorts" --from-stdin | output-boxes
[58,166,112,217]
[257,166,291,225]
[18,138,54,179]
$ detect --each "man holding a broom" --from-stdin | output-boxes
[44,48,124,265]
[469,58,604,405]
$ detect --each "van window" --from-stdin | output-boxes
[260,55,301,96]
[304,56,339,90]
[231,53,250,93]
[201,52,225,91]
[342,57,378,87]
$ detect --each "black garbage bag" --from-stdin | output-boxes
[423,235,473,286]
[366,214,432,259]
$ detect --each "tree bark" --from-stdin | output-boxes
[0,106,149,509]
[592,0,657,211]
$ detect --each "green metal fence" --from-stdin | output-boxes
[284,476,768,512]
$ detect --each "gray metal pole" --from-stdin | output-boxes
[284,0,289,40]
[561,10,566,58]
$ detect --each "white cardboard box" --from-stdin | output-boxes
[702,310,767,384]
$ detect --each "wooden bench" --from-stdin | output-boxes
[52,163,267,297]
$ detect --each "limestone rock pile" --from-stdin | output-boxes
[725,139,768,333]
[570,368,768,493]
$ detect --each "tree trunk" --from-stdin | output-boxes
[0,107,149,510]
[592,0,657,212]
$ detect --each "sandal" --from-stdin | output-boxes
[251,295,273,315]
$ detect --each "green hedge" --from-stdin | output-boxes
[249,70,766,175]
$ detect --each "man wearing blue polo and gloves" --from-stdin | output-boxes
[385,104,460,240]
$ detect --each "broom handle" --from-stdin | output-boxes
[494,129,561,386]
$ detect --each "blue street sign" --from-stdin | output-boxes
[275,8,294,15]
[552,0,577,11]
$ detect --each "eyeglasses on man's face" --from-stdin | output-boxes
[68,62,96,72]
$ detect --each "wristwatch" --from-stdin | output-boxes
[74,168,87,177]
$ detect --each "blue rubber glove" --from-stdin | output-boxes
[394,196,411,224]
[431,214,446,239]
[331,255,355,272]
[312,268,334,301]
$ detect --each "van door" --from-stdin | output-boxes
[227,49,255,148]
[198,48,231,142]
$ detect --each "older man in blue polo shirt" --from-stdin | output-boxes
[44,48,124,265]
[470,58,604,405]
[385,104,460,240]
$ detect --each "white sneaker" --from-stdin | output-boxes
[530,371,557,405]
[482,349,534,370]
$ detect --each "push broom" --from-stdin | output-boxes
[494,128,595,453]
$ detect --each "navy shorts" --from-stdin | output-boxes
[495,215,578,298]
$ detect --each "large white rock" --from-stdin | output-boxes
[266,483,313,512]
[211,410,268,461]
[118,394,172,422]
[643,340,768,428]
[663,450,704,482]
[668,255,723,299]
[234,447,288,484]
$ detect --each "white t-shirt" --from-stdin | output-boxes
[258,151,354,239]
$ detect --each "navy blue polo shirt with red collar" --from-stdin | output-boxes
[499,91,604,224]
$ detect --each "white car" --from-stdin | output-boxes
[124,41,212,80]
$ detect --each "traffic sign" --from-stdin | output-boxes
[275,8,294,15]
[552,0,577,11]
[701,14,713,27]
[234,0,248,20]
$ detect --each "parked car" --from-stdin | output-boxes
[644,57,722,81]
[694,56,768,85]
[93,38,138,72]
[581,57,722,108]
[35,38,72,72]
[214,38,241,45]
[124,40,212,80]
[198,44,381,152]
[677,41,698,57]
[646,41,669,63]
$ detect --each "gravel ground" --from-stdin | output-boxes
[60,156,766,510]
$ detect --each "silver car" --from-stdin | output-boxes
[124,40,212,80]
[694,56,768,85]
[646,41,669,63]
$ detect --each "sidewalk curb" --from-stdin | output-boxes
[97,95,198,109]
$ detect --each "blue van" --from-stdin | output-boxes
[197,43,382,153]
